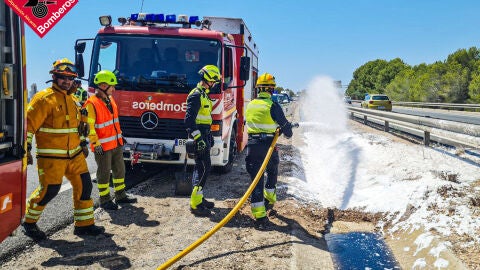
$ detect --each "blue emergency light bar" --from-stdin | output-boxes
[189,16,199,24]
[129,13,201,25]
[130,13,138,21]
[145,13,164,22]
[165,14,176,23]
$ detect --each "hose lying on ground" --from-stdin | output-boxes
[157,129,280,270]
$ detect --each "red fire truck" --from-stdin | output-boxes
[0,4,28,242]
[75,13,258,172]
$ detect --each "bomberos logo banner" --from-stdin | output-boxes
[5,0,78,38]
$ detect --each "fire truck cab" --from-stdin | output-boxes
[75,13,258,173]
[0,3,27,242]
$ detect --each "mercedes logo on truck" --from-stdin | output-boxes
[140,111,159,130]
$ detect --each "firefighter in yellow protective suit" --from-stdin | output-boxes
[245,73,294,229]
[84,70,137,210]
[23,58,105,240]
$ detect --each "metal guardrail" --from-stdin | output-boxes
[347,107,480,149]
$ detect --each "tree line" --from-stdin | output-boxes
[345,47,480,104]
[274,87,296,97]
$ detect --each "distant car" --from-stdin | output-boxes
[343,96,352,104]
[272,93,290,104]
[361,94,392,111]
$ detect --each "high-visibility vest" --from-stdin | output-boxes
[246,92,278,134]
[74,87,88,103]
[26,84,83,158]
[188,85,212,125]
[85,95,123,152]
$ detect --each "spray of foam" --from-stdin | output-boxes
[300,76,348,133]
[298,76,360,208]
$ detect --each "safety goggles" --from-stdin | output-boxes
[54,63,77,73]
[56,74,76,81]
[210,75,220,81]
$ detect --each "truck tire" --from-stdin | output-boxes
[217,127,237,174]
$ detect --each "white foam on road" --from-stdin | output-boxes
[289,75,480,252]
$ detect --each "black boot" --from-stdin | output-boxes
[100,200,118,210]
[190,204,211,217]
[254,216,271,230]
[22,222,47,240]
[264,198,274,211]
[202,198,215,209]
[73,224,105,236]
[116,194,137,204]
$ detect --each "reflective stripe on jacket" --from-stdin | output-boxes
[27,84,83,158]
[246,92,278,134]
[84,95,123,152]
[188,85,212,125]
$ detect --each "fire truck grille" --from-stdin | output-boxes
[119,117,187,140]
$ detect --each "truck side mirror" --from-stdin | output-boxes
[75,53,85,78]
[74,41,86,78]
[75,42,86,54]
[239,56,250,81]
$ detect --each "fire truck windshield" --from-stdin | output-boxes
[89,35,221,94]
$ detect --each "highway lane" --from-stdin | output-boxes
[348,101,480,157]
[350,102,480,125]
[392,107,480,125]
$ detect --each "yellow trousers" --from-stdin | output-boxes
[25,153,94,227]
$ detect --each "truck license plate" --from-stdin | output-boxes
[175,139,187,146]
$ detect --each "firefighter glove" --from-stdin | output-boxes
[82,146,89,158]
[291,122,300,128]
[26,143,33,165]
[94,145,104,155]
[27,151,33,165]
[78,122,89,137]
[78,108,89,137]
[196,139,207,153]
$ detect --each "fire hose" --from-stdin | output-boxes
[157,129,281,270]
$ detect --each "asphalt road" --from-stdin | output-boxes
[351,102,480,125]
[0,148,166,263]
[392,106,480,125]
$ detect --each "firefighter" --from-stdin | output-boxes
[184,65,221,216]
[73,79,88,106]
[245,73,294,229]
[23,58,105,239]
[84,70,137,210]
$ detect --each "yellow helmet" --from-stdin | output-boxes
[198,65,221,82]
[50,58,78,77]
[256,73,276,88]
[94,70,118,85]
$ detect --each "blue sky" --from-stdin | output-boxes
[25,0,480,93]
